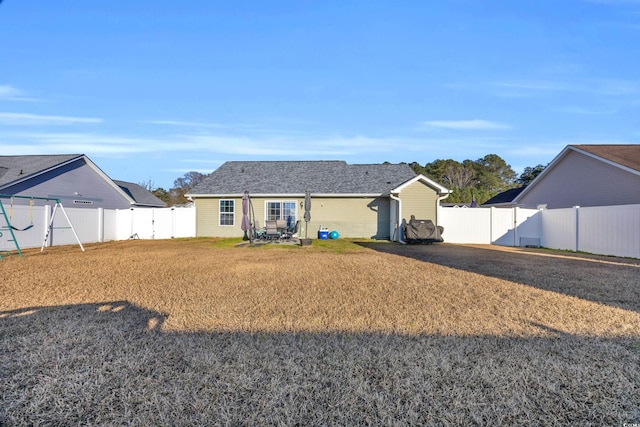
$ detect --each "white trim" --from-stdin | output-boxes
[218,199,235,226]
[392,174,451,194]
[263,199,298,223]
[81,156,137,204]
[0,155,85,190]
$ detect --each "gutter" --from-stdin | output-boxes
[437,191,451,204]
[389,193,405,244]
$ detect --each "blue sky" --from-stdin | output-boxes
[1,0,639,189]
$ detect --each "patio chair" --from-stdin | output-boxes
[253,220,267,240]
[265,220,280,240]
[282,220,299,239]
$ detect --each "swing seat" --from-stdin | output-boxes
[10,224,33,232]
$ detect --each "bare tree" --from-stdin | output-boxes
[444,164,475,190]
[171,171,209,205]
[138,179,155,191]
[174,171,207,192]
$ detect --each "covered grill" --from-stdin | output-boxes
[402,215,444,244]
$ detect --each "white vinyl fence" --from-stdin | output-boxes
[439,204,640,259]
[1,205,196,253]
[438,206,541,247]
[2,202,639,259]
[540,204,640,258]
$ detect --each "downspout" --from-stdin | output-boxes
[389,193,405,244]
[437,191,450,229]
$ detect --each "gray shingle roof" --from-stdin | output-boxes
[189,161,418,195]
[0,154,82,188]
[482,186,526,206]
[113,180,167,207]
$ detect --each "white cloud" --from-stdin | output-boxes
[492,78,640,98]
[179,134,394,157]
[0,85,22,99]
[507,145,565,158]
[551,106,617,115]
[0,85,38,102]
[0,112,102,126]
[422,119,511,130]
[1,130,402,159]
[144,120,225,129]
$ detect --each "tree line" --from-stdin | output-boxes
[145,156,546,207]
[139,171,209,207]
[407,155,545,204]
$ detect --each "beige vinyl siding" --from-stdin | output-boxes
[194,195,390,239]
[303,196,390,239]
[248,196,389,239]
[195,197,303,238]
[399,180,439,222]
[518,151,640,209]
[195,197,244,238]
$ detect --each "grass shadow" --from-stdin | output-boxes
[357,242,640,313]
[1,301,639,425]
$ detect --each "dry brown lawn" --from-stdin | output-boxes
[1,238,639,425]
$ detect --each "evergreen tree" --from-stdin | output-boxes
[517,164,546,185]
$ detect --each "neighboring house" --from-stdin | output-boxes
[113,180,167,208]
[186,161,450,240]
[481,186,526,207]
[0,154,166,209]
[512,144,640,209]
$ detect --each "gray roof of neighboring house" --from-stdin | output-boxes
[482,186,526,206]
[189,161,418,195]
[0,154,82,188]
[113,180,167,207]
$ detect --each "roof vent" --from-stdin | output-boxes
[19,169,24,175]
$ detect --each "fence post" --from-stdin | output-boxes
[490,207,495,243]
[171,207,176,238]
[98,208,104,243]
[130,207,135,239]
[574,206,580,252]
[513,207,518,247]
[538,206,545,248]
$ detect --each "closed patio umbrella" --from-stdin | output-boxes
[304,189,311,239]
[241,191,251,240]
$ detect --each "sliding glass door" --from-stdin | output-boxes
[265,201,297,228]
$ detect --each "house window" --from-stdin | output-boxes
[219,200,235,226]
[265,201,297,225]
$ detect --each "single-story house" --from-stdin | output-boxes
[186,161,451,241]
[0,154,166,209]
[512,144,640,209]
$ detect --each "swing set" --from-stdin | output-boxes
[0,194,85,258]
